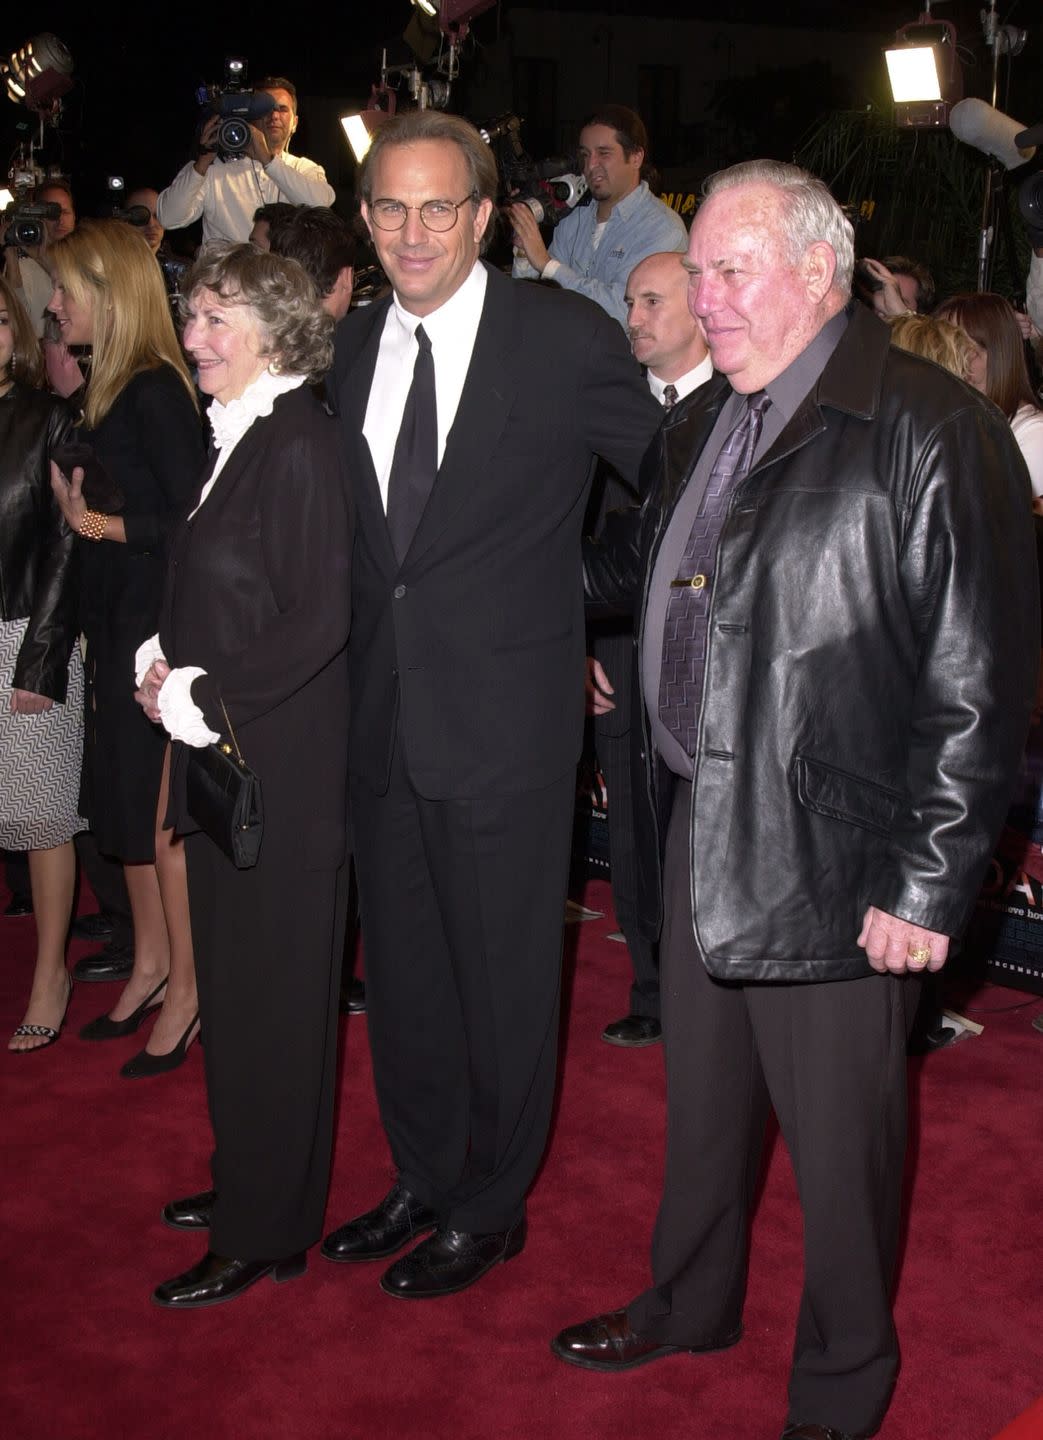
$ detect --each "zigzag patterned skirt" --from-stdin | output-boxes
[0,619,86,850]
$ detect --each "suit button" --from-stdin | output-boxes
[393,584,406,599]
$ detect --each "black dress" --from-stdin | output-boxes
[160,384,353,1259]
[77,365,204,862]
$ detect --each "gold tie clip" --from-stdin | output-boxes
[670,574,707,589]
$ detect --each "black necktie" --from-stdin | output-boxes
[662,383,678,410]
[386,323,437,565]
[658,391,771,754]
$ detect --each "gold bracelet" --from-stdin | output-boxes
[78,509,107,542]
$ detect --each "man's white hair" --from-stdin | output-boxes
[702,159,854,297]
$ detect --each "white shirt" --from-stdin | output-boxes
[1011,403,1043,499]
[362,260,488,513]
[647,352,714,406]
[156,151,335,244]
[135,368,308,745]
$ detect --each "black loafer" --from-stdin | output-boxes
[72,946,134,983]
[601,1014,662,1047]
[322,1182,437,1262]
[4,893,33,918]
[70,911,115,942]
[380,1220,526,1299]
[550,1308,740,1371]
[340,976,367,1015]
[152,1250,306,1309]
[162,1190,216,1230]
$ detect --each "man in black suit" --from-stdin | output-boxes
[590,250,714,1048]
[322,110,662,1298]
[553,161,1037,1439]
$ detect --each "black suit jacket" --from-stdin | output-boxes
[334,263,663,800]
[160,386,354,868]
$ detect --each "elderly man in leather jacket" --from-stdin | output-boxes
[553,161,1038,1440]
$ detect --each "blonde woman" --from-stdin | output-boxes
[887,312,977,381]
[47,220,205,1077]
[0,278,82,1052]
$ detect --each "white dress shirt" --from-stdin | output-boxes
[135,368,307,746]
[362,260,488,513]
[647,352,714,406]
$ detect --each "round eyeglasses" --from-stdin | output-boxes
[368,194,477,233]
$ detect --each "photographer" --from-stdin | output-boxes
[2,181,77,336]
[157,76,334,244]
[509,104,687,329]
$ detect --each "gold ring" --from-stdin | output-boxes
[907,945,931,966]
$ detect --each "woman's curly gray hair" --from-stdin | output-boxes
[180,242,334,381]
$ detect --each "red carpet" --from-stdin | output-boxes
[2,878,1040,1440]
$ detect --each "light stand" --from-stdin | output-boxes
[976,0,1028,291]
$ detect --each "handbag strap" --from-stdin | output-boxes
[217,695,245,766]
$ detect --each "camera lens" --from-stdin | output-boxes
[12,218,44,248]
[1019,173,1043,229]
[219,117,250,153]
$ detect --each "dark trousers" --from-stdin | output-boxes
[628,781,914,1437]
[351,739,575,1234]
[75,830,133,951]
[185,833,346,1259]
[596,727,659,1018]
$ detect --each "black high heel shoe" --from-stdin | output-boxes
[78,978,168,1041]
[119,1011,200,1079]
[152,1249,307,1309]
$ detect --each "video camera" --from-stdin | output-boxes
[104,175,150,229]
[196,56,274,161]
[1,199,60,248]
[480,114,588,232]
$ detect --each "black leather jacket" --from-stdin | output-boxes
[585,304,1040,982]
[0,385,77,700]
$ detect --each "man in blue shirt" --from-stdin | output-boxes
[509,105,687,329]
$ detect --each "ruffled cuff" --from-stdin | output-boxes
[134,634,166,687]
[156,667,220,747]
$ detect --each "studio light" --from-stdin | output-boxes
[411,0,439,15]
[1,33,73,113]
[340,86,397,164]
[884,5,961,128]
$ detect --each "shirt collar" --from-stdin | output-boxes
[608,180,651,225]
[391,259,488,349]
[647,352,714,405]
[762,306,849,425]
[208,367,306,452]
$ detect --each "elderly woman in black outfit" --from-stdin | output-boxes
[135,243,352,1308]
[48,220,205,1076]
[0,278,81,1052]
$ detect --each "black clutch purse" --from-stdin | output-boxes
[184,698,263,869]
[50,438,125,514]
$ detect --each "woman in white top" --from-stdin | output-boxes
[935,292,1043,509]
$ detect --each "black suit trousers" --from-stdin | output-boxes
[185,833,348,1260]
[627,780,915,1437]
[351,736,575,1233]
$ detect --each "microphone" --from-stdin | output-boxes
[1015,122,1043,151]
[949,99,1036,170]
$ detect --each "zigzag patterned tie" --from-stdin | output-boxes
[658,390,771,755]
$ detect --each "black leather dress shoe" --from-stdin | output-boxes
[340,976,367,1015]
[4,892,32,918]
[781,1424,864,1440]
[380,1220,526,1299]
[601,1014,663,1047]
[551,1308,740,1371]
[70,911,114,942]
[321,1182,437,1262]
[152,1249,306,1309]
[72,945,134,983]
[162,1190,216,1230]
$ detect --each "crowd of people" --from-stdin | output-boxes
[2,84,1041,1440]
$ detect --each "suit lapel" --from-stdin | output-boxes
[337,297,397,572]
[401,265,516,570]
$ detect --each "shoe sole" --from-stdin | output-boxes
[72,971,133,983]
[601,1032,663,1048]
[549,1328,742,1372]
[151,1259,305,1310]
[321,1223,435,1264]
[161,1214,211,1232]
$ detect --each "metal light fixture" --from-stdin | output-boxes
[1,33,73,113]
[340,73,397,165]
[884,3,962,129]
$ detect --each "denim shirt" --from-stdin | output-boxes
[513,181,688,330]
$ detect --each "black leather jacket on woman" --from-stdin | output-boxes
[585,303,1040,982]
[0,384,77,700]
